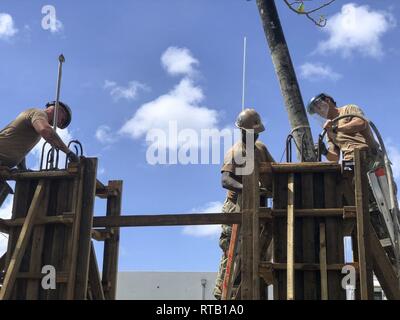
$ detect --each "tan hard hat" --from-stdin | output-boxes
[235,108,265,133]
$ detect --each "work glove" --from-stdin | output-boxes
[67,151,80,163]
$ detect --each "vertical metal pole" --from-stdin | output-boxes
[242,37,247,111]
[50,54,65,169]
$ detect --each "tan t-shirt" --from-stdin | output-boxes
[221,140,275,201]
[327,104,379,161]
[0,108,48,167]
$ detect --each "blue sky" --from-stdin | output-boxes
[0,1,399,272]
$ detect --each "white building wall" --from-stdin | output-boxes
[117,272,217,300]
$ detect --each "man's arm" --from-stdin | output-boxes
[323,130,340,162]
[336,118,367,134]
[32,119,70,153]
[32,118,77,160]
[326,144,340,162]
[221,171,242,193]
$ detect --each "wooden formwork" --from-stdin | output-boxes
[236,148,400,300]
[0,150,398,300]
[0,158,123,300]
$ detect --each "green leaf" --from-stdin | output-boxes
[297,3,305,13]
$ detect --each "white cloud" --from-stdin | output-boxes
[182,201,223,238]
[317,3,396,58]
[299,62,342,81]
[30,128,73,170]
[119,77,219,149]
[95,125,118,144]
[0,197,13,256]
[104,80,148,102]
[161,47,199,76]
[0,13,18,40]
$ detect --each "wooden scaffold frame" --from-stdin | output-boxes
[0,149,399,300]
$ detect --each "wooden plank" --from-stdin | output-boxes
[319,222,328,300]
[252,163,260,300]
[313,173,325,300]
[272,173,288,300]
[260,262,358,271]
[11,180,37,299]
[17,272,68,282]
[301,173,317,300]
[0,220,8,233]
[74,158,98,299]
[96,180,119,199]
[368,220,400,300]
[0,180,46,300]
[0,170,77,181]
[40,180,62,299]
[88,242,105,300]
[260,162,341,174]
[91,229,112,241]
[58,181,77,299]
[5,216,74,227]
[90,207,356,228]
[287,173,295,300]
[102,180,123,300]
[324,172,345,300]
[241,153,258,300]
[26,184,51,299]
[66,163,86,299]
[51,178,75,299]
[354,149,374,300]
[5,181,31,274]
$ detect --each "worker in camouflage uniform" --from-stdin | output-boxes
[213,108,274,300]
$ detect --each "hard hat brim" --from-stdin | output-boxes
[236,123,265,134]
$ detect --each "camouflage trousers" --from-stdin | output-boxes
[213,197,239,300]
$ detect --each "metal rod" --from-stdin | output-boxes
[50,54,65,169]
[241,36,247,111]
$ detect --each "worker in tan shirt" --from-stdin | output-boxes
[306,93,397,260]
[0,101,79,170]
[306,93,380,164]
[213,108,274,300]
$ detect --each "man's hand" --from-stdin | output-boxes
[67,151,79,163]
